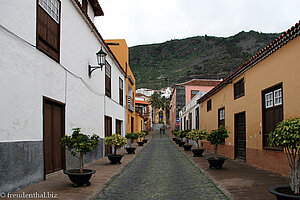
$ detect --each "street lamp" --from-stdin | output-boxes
[88,48,107,77]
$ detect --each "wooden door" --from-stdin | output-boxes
[131,117,134,133]
[235,112,246,160]
[105,116,112,155]
[43,97,65,175]
[116,119,122,135]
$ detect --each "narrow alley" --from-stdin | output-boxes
[97,134,228,200]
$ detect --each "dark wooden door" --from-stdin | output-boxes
[235,112,246,160]
[116,119,122,135]
[262,84,283,147]
[43,97,65,175]
[105,116,112,155]
[131,117,134,133]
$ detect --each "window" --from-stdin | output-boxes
[119,78,123,106]
[274,88,282,106]
[207,99,212,112]
[218,107,225,127]
[105,62,111,97]
[265,92,273,108]
[82,0,88,13]
[234,78,245,99]
[37,0,60,62]
[191,90,199,99]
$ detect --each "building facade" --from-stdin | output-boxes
[179,91,206,130]
[170,79,221,131]
[198,21,300,176]
[0,0,126,193]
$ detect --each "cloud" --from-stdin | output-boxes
[95,0,300,47]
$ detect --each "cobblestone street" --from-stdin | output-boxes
[97,134,228,200]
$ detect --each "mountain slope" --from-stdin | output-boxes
[129,31,280,89]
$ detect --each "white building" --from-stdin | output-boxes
[179,91,206,130]
[0,0,126,193]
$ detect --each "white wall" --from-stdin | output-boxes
[0,0,126,141]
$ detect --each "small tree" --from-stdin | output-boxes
[269,118,300,194]
[104,134,127,156]
[189,129,208,149]
[125,132,139,148]
[61,128,100,173]
[137,131,146,142]
[185,131,194,145]
[207,126,229,154]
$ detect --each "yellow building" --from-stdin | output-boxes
[105,39,143,133]
[198,21,300,176]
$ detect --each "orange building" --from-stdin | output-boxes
[198,21,300,176]
[105,39,140,133]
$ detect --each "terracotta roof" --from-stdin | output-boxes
[135,100,149,105]
[88,0,104,16]
[197,20,300,104]
[73,0,126,75]
[136,93,147,97]
[179,79,221,86]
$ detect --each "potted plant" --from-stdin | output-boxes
[183,130,193,151]
[178,130,189,147]
[104,134,127,164]
[137,131,146,146]
[141,130,149,143]
[206,125,229,169]
[125,132,139,154]
[172,130,179,142]
[60,128,100,186]
[268,118,300,200]
[190,129,208,157]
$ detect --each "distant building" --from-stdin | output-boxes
[170,79,221,131]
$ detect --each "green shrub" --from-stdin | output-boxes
[61,128,100,173]
[207,126,229,153]
[269,118,300,193]
[104,134,127,155]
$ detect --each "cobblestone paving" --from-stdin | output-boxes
[97,134,229,200]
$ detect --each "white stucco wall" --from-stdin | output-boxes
[179,91,205,130]
[0,0,126,141]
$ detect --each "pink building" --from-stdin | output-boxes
[170,79,221,131]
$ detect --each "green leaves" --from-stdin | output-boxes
[104,134,127,147]
[207,126,229,146]
[188,129,208,141]
[269,118,300,148]
[125,132,139,140]
[60,127,100,156]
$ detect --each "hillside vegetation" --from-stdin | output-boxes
[129,31,280,89]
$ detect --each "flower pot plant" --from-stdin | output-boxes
[190,129,208,157]
[125,132,139,154]
[60,128,100,186]
[268,118,300,200]
[178,130,189,147]
[206,126,229,169]
[183,131,193,151]
[172,130,179,142]
[137,131,146,146]
[141,130,149,143]
[104,134,127,164]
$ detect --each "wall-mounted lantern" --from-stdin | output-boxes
[88,48,107,77]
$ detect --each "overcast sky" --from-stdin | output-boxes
[95,0,300,47]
